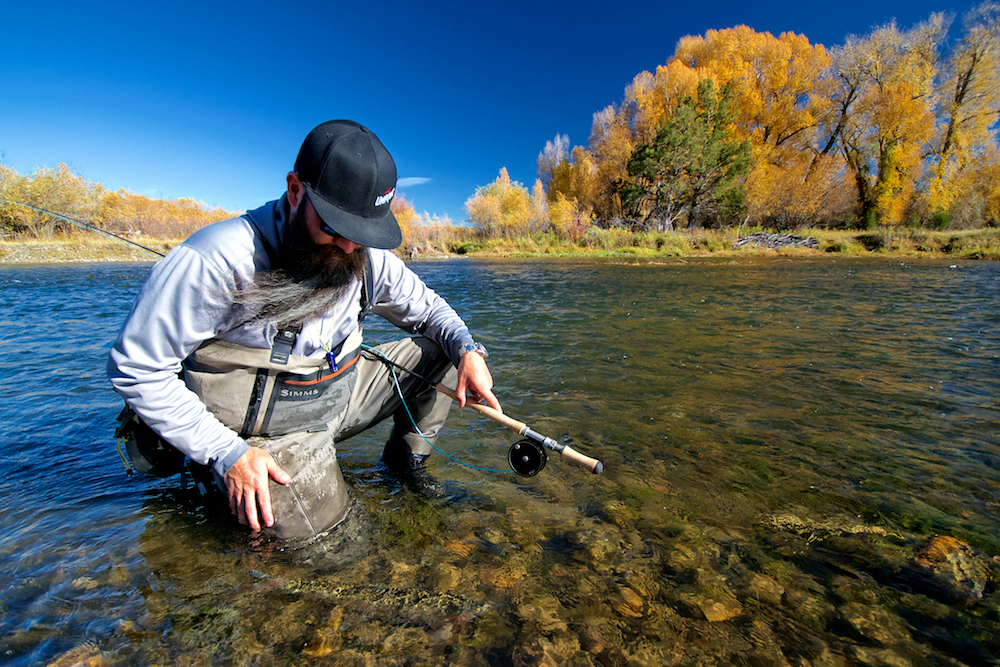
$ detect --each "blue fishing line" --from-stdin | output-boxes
[374,346,508,474]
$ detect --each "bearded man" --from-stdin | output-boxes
[108,120,500,540]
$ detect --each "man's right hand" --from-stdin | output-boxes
[223,447,291,532]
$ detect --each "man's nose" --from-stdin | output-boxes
[333,237,358,254]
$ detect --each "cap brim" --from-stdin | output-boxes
[304,185,402,250]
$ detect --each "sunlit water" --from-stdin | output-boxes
[1,258,998,666]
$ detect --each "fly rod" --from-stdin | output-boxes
[1,199,166,258]
[359,344,604,476]
[434,383,604,476]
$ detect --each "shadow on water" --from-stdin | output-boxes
[1,259,999,666]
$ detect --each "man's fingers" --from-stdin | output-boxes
[268,459,292,486]
[255,487,272,530]
[225,447,290,532]
[481,387,502,412]
[244,488,262,532]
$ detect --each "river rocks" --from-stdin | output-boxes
[839,601,912,645]
[517,596,568,634]
[676,587,744,622]
[599,499,638,530]
[748,573,785,605]
[44,643,106,667]
[511,635,584,667]
[611,586,645,618]
[764,512,890,542]
[301,607,345,659]
[906,536,992,605]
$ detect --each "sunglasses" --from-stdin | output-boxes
[301,187,342,239]
[318,220,341,239]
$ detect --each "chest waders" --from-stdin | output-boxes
[182,326,364,540]
[116,261,378,541]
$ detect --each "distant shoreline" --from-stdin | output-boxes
[2,228,999,265]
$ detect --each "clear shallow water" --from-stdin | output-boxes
[1,258,998,666]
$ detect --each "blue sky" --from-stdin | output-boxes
[1,0,983,222]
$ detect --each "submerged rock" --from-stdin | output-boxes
[748,573,785,606]
[612,586,645,618]
[907,536,992,605]
[675,577,744,622]
[764,512,890,542]
[839,601,912,646]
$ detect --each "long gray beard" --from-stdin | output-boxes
[232,209,368,327]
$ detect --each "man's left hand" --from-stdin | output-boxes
[455,351,502,412]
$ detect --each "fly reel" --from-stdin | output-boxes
[508,438,547,476]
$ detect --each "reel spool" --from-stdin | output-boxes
[508,439,547,476]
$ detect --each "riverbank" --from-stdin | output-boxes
[2,226,999,264]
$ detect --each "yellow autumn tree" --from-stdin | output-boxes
[672,27,830,149]
[549,192,593,241]
[836,17,945,226]
[623,60,701,144]
[0,163,238,239]
[587,26,833,226]
[464,168,534,239]
[93,189,235,238]
[669,27,835,226]
[538,139,598,237]
[545,145,598,210]
[586,105,634,219]
[2,164,99,236]
[924,2,1000,219]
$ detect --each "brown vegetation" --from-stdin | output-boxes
[0,163,239,241]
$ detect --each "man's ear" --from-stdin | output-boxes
[286,172,306,210]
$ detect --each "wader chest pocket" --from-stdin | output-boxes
[246,352,359,436]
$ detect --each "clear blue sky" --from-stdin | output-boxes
[1,0,983,223]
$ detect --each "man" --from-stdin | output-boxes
[109,119,500,540]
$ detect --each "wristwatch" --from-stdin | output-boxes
[461,342,489,360]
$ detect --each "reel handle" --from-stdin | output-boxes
[559,445,604,474]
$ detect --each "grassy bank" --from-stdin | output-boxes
[2,227,999,264]
[414,226,1000,261]
[0,234,179,264]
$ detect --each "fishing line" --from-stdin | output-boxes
[384,358,508,474]
[1,199,167,258]
[362,343,508,474]
[360,343,605,476]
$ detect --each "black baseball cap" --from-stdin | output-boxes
[294,120,402,249]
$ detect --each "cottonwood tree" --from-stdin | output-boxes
[537,134,569,191]
[835,17,945,226]
[464,168,547,238]
[670,27,836,227]
[925,2,1000,217]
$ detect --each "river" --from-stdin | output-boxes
[0,257,998,666]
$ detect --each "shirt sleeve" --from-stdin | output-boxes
[107,243,250,477]
[368,251,476,366]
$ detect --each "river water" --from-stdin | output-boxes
[0,257,998,666]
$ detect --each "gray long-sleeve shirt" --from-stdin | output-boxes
[108,196,475,477]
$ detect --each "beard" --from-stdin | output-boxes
[232,205,368,327]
